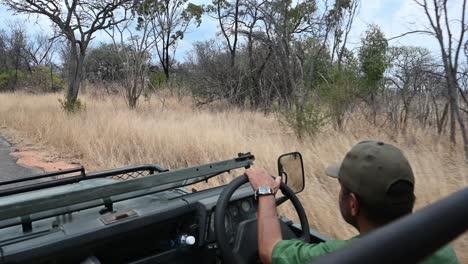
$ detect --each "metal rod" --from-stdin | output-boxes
[0,165,168,197]
[0,154,254,221]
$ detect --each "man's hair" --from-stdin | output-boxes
[342,180,416,226]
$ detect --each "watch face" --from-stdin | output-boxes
[258,186,272,194]
[255,186,273,199]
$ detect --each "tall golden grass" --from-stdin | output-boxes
[0,92,467,262]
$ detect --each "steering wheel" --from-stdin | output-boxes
[215,174,311,264]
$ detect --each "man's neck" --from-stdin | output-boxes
[357,217,378,234]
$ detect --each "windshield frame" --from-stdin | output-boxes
[0,153,255,228]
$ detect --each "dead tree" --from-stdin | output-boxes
[415,0,468,159]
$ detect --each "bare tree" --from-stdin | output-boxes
[2,0,133,108]
[387,46,434,132]
[145,0,203,80]
[415,0,468,159]
[7,24,28,91]
[427,72,450,135]
[106,5,155,109]
[242,0,271,109]
[26,33,56,68]
[25,33,59,91]
[206,0,243,67]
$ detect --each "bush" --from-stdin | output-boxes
[0,66,64,92]
[0,71,13,91]
[148,71,166,90]
[59,98,85,113]
[0,70,26,91]
[30,66,65,92]
[279,98,329,138]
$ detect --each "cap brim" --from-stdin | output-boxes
[325,163,341,178]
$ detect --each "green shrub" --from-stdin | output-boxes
[59,98,85,113]
[148,71,166,90]
[0,71,13,91]
[30,66,65,92]
[0,67,64,92]
[279,99,328,139]
[0,70,26,91]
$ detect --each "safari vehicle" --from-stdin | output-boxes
[0,152,466,264]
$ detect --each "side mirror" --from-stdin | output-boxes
[277,152,305,194]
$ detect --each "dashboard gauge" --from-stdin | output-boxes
[229,205,239,217]
[241,200,251,212]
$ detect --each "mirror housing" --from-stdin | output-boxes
[277,152,305,194]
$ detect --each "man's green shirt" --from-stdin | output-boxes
[272,236,459,264]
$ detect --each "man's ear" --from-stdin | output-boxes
[349,193,360,217]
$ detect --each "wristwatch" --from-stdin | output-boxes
[254,185,275,200]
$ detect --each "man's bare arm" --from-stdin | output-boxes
[246,167,282,264]
[258,195,282,264]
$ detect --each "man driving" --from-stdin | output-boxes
[245,140,459,264]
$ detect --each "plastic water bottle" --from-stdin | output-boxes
[169,234,196,248]
[180,234,196,246]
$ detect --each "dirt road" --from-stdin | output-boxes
[0,136,42,188]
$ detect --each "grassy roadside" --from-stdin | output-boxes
[1,92,467,262]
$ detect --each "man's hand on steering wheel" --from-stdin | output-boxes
[245,167,281,194]
[215,166,310,264]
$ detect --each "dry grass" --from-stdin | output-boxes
[0,92,467,262]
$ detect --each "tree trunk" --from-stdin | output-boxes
[50,63,54,91]
[12,50,20,91]
[230,0,239,67]
[164,49,169,80]
[128,73,138,109]
[163,29,170,81]
[447,73,458,144]
[128,94,137,109]
[67,43,85,104]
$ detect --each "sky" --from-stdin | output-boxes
[0,0,465,62]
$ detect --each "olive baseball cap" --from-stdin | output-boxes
[326,140,414,205]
